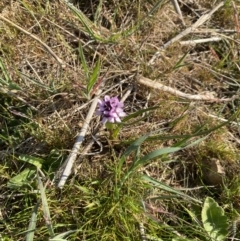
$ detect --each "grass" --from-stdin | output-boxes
[0,0,240,240]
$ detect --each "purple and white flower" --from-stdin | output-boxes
[96,95,126,124]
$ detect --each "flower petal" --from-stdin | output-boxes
[115,116,121,122]
[104,95,110,102]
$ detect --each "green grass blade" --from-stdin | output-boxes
[63,1,104,42]
[37,171,55,237]
[19,1,44,33]
[87,58,101,97]
[93,0,103,24]
[122,134,149,158]
[25,202,39,241]
[0,57,10,83]
[142,175,201,203]
[49,230,76,241]
[147,108,240,142]
[78,43,89,80]
[172,51,189,71]
[112,106,159,138]
[136,147,182,167]
[0,58,21,90]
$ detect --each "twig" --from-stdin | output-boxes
[191,28,237,34]
[170,0,185,26]
[148,1,224,65]
[180,36,222,46]
[137,75,235,102]
[0,15,65,67]
[57,88,103,188]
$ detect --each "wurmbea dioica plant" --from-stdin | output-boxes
[97,95,126,124]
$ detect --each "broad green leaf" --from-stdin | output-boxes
[135,147,182,167]
[142,175,201,203]
[7,168,36,189]
[19,155,45,168]
[25,202,39,241]
[202,197,228,241]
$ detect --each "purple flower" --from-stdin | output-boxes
[96,95,126,124]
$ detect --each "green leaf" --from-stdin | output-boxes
[87,58,101,96]
[201,197,228,241]
[19,155,45,168]
[7,168,36,189]
[121,134,149,158]
[135,147,182,167]
[172,51,189,71]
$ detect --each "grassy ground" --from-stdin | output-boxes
[0,0,240,240]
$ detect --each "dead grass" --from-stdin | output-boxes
[1,0,240,240]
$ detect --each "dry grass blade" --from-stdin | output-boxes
[137,75,235,102]
[0,15,64,67]
[170,0,185,26]
[148,1,225,65]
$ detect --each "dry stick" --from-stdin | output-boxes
[180,36,222,46]
[148,1,224,65]
[0,15,64,67]
[137,75,235,102]
[57,88,103,188]
[191,28,237,34]
[170,0,185,26]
